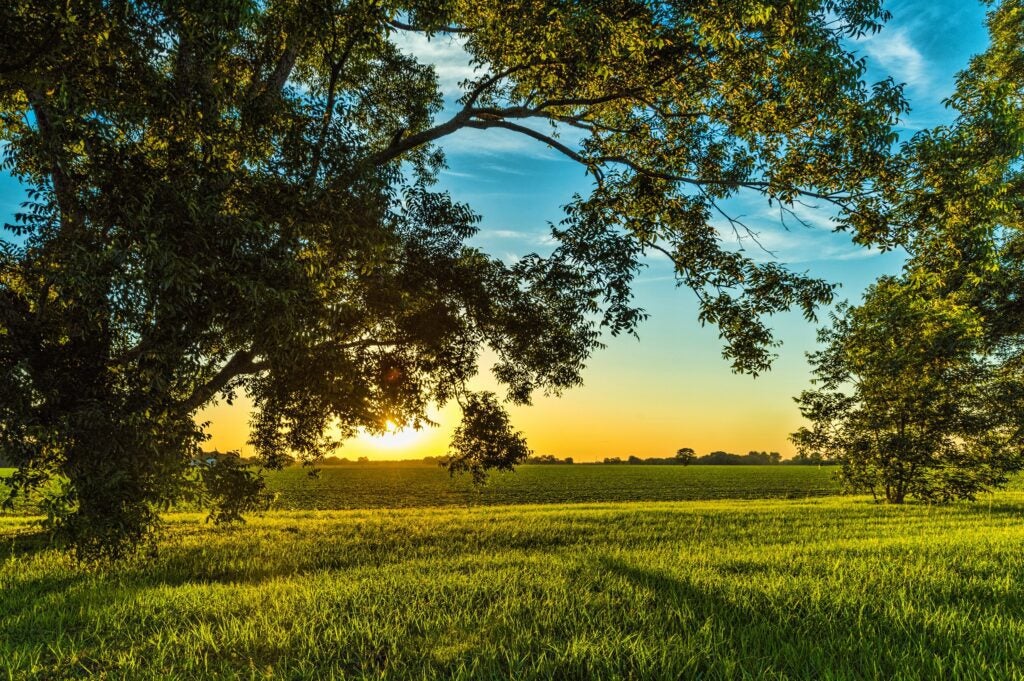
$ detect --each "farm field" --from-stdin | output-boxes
[0,465,843,515]
[263,464,843,509]
[3,494,1024,679]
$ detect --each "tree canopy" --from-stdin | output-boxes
[793,0,1024,503]
[0,0,904,556]
[792,278,1024,503]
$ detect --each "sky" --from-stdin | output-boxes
[1,1,995,461]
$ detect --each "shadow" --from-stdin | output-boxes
[2,534,1024,679]
[0,527,57,558]
[595,554,1024,679]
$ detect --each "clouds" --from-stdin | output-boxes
[851,1,989,131]
[392,29,591,163]
[860,27,931,91]
[391,31,477,98]
[707,194,885,265]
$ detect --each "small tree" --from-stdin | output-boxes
[792,278,1024,503]
[675,447,696,466]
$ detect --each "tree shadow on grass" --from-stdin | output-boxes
[596,555,1024,680]
[0,527,57,557]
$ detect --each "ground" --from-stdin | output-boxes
[2,466,1023,679]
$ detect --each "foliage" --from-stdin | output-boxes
[793,1,1024,505]
[606,450,782,465]
[192,453,274,524]
[4,496,1024,678]
[0,0,903,555]
[444,392,531,483]
[793,278,1024,503]
[696,450,782,465]
[675,447,696,465]
[524,454,573,464]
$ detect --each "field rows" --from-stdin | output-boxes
[0,465,843,515]
[264,464,842,510]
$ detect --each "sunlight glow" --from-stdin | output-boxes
[362,420,424,450]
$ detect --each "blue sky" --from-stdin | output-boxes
[351,0,992,459]
[1,2,996,459]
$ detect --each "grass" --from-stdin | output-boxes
[3,484,1024,678]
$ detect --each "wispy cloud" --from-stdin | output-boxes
[438,168,479,180]
[480,162,529,176]
[727,226,882,264]
[391,32,477,98]
[859,27,931,91]
[699,192,887,264]
[490,229,530,239]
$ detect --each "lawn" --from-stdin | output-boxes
[3,486,1024,678]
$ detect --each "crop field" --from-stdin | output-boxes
[0,465,842,515]
[262,464,843,509]
[3,494,1024,679]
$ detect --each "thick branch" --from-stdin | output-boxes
[369,109,473,167]
[463,119,605,183]
[25,89,83,231]
[369,67,858,211]
[308,32,360,186]
[180,351,260,413]
[246,30,304,118]
[591,154,857,208]
[178,337,409,412]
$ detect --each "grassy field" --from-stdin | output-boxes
[3,467,1024,679]
[3,496,1024,679]
[262,464,842,509]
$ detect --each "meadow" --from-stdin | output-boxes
[2,466,1024,679]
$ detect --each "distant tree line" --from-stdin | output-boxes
[525,454,574,465]
[261,451,828,467]
[597,449,826,466]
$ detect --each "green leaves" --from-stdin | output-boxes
[445,392,531,485]
[794,277,1024,503]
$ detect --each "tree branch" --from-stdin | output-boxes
[463,119,605,184]
[180,351,261,413]
[25,89,83,231]
[246,30,304,119]
[387,19,475,34]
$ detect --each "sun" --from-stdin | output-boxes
[361,420,424,450]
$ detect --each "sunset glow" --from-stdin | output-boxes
[360,420,425,451]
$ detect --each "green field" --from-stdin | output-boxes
[3,466,1024,679]
[0,464,842,515]
[263,464,842,509]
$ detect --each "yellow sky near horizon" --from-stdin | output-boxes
[199,306,811,462]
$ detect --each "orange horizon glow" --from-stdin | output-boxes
[197,336,807,463]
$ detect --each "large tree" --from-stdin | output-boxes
[793,0,1024,503]
[0,0,904,556]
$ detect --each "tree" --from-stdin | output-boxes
[0,0,904,556]
[793,0,1024,504]
[792,277,1024,503]
[674,447,696,466]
